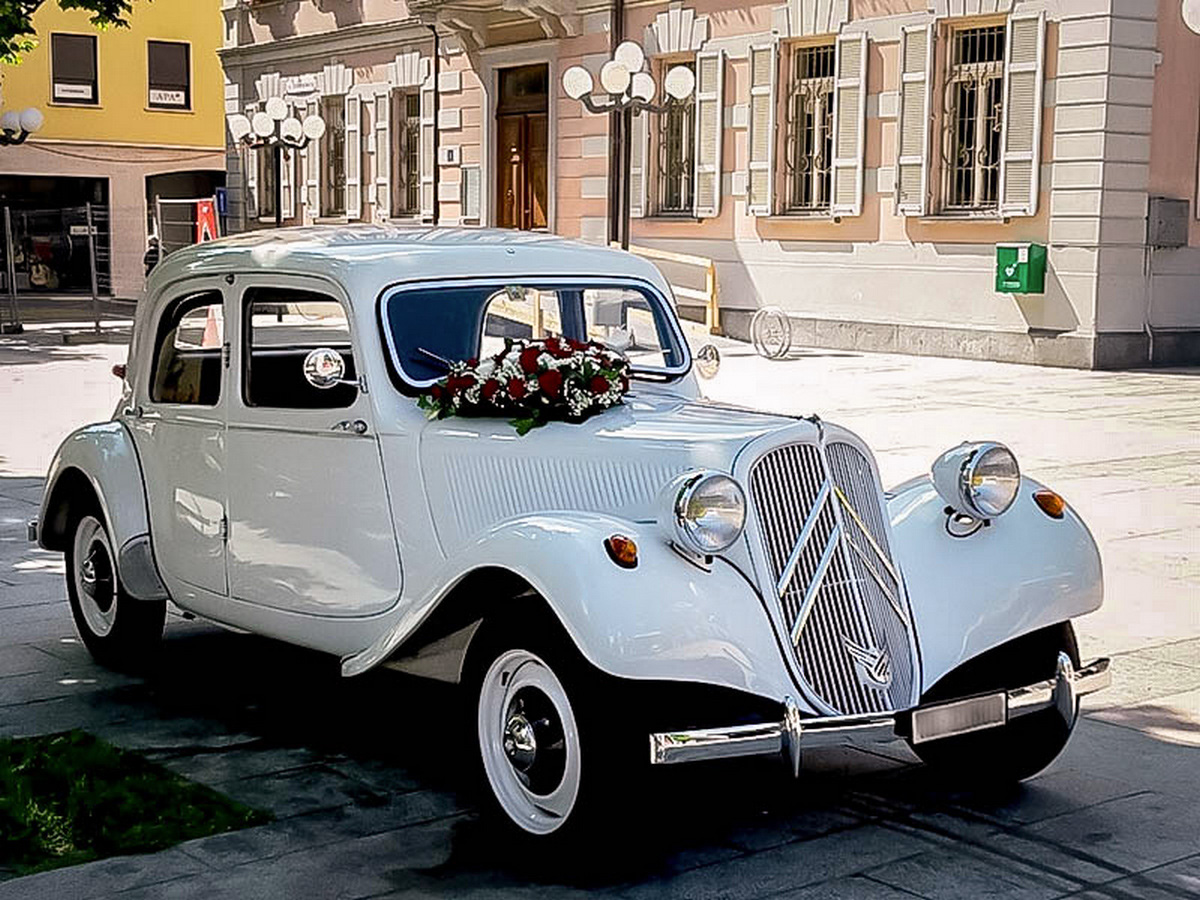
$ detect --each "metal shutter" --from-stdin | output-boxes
[375,92,392,219]
[303,98,319,219]
[629,109,648,218]
[420,77,435,221]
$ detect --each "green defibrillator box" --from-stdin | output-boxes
[995,242,1046,294]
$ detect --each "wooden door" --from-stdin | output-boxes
[496,64,548,230]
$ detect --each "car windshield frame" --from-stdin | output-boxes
[377,275,692,391]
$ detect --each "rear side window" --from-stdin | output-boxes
[243,287,357,409]
[150,291,224,406]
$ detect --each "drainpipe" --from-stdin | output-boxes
[427,23,441,226]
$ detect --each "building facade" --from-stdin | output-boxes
[0,2,225,300]
[220,0,1200,367]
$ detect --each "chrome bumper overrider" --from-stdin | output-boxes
[649,654,1111,774]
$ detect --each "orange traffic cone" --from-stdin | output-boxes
[201,304,221,348]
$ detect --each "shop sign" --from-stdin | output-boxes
[149,89,187,107]
[53,82,93,101]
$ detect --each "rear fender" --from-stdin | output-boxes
[888,475,1102,693]
[39,421,167,601]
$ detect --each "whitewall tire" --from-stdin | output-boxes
[66,512,165,671]
[477,648,583,835]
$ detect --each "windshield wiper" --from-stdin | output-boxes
[416,346,453,371]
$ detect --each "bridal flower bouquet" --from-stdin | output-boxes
[418,337,632,435]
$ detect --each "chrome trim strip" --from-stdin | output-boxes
[790,524,842,646]
[846,539,907,625]
[834,485,900,585]
[649,657,1111,767]
[775,479,831,598]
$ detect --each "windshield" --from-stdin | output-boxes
[381,279,689,386]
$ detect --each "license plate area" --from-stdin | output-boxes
[910,692,1007,744]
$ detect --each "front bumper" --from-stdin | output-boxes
[650,653,1110,774]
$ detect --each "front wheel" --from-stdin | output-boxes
[66,513,165,672]
[467,615,637,841]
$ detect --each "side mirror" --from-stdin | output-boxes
[303,347,347,389]
[695,343,721,379]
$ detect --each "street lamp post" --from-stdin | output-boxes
[0,103,44,333]
[561,41,695,250]
[227,99,326,228]
[0,106,44,146]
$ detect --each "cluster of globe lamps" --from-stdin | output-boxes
[560,40,695,113]
[0,105,44,146]
[227,96,326,150]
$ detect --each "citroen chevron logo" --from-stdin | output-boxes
[844,637,893,689]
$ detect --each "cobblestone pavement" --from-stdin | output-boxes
[1,328,1198,899]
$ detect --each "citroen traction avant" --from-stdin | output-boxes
[32,227,1110,837]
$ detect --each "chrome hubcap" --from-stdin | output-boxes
[504,712,538,772]
[80,547,114,613]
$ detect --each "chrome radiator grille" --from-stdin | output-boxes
[747,441,917,715]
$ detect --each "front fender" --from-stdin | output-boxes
[39,421,167,601]
[347,513,797,704]
[889,475,1103,693]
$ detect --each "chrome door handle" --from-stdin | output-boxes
[331,419,368,435]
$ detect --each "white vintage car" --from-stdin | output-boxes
[33,227,1110,838]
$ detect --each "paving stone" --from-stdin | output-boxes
[1089,688,1200,747]
[773,874,936,899]
[1132,638,1200,671]
[0,644,57,677]
[1025,792,1200,874]
[616,826,938,900]
[0,846,210,899]
[865,846,1079,900]
[212,764,390,819]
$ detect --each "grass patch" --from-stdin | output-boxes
[0,730,270,877]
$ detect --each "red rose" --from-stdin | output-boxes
[520,347,542,374]
[567,337,586,351]
[507,378,527,399]
[481,379,500,401]
[543,337,562,355]
[448,375,474,393]
[430,384,445,401]
[539,369,564,398]
[589,374,610,395]
[466,357,479,369]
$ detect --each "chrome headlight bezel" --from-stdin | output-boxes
[931,441,1021,520]
[659,471,747,556]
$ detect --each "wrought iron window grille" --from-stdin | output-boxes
[656,62,695,216]
[392,92,421,217]
[323,96,347,217]
[940,24,1005,211]
[784,43,836,214]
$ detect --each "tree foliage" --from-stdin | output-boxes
[0,1,136,65]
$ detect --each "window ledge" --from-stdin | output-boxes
[918,212,1012,224]
[643,215,702,223]
[315,216,350,225]
[146,106,194,115]
[764,212,839,223]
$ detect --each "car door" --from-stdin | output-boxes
[224,277,402,617]
[128,281,229,599]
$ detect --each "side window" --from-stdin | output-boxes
[150,291,224,406]
[480,288,564,358]
[243,288,356,409]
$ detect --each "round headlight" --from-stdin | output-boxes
[962,443,1020,517]
[932,441,1020,519]
[662,472,746,555]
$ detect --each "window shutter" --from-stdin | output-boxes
[375,92,392,219]
[693,49,724,219]
[629,110,648,218]
[344,94,362,220]
[999,11,1045,217]
[280,147,294,220]
[244,147,258,220]
[830,33,867,217]
[303,98,320,218]
[420,77,435,221]
[747,41,778,216]
[895,23,933,217]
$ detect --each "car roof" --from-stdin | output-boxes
[148,225,672,299]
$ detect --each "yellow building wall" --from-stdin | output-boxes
[0,1,223,149]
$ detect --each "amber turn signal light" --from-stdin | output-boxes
[604,534,638,569]
[1033,489,1065,519]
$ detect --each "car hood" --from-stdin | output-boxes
[419,388,819,552]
